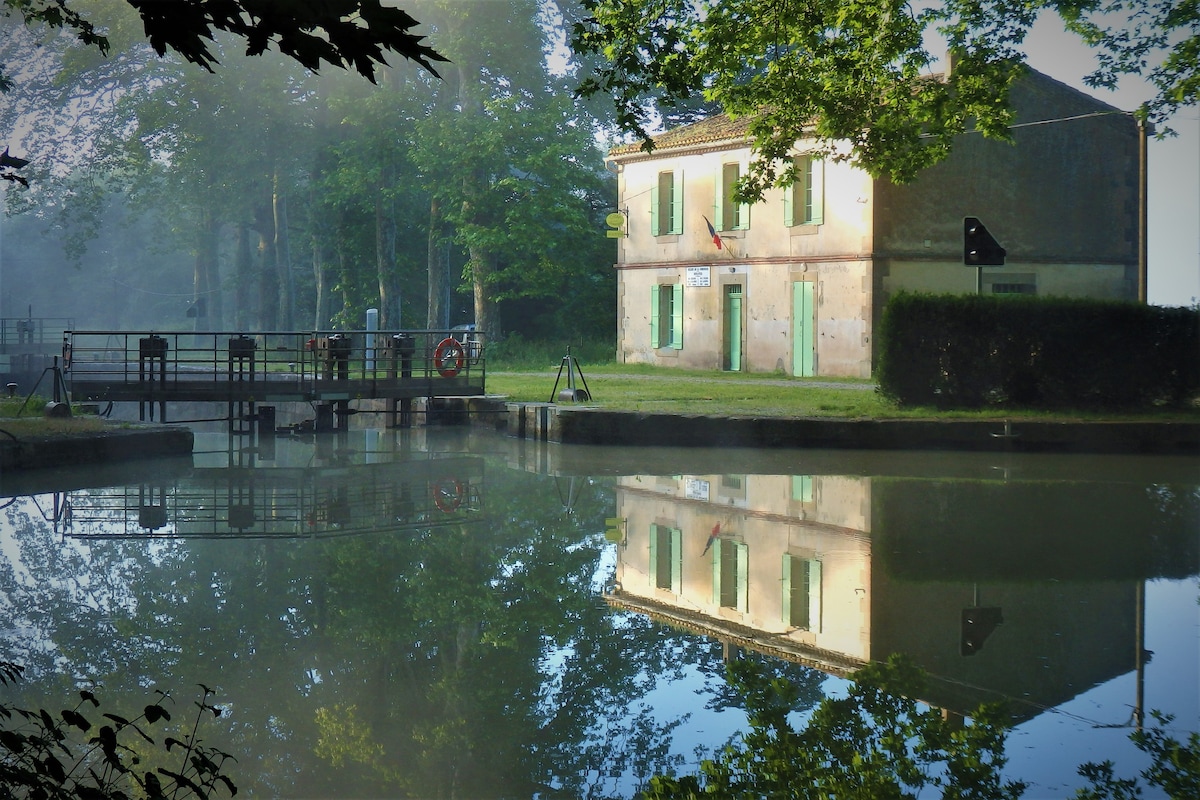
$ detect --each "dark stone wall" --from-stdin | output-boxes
[873,68,1140,269]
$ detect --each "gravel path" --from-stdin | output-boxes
[492,370,877,392]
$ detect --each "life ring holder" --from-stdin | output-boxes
[61,341,72,372]
[433,479,465,513]
[433,337,466,378]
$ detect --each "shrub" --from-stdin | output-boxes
[0,661,236,799]
[877,293,1200,410]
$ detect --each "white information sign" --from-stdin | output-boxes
[685,266,710,287]
[684,478,710,501]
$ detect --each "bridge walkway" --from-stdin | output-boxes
[64,329,485,422]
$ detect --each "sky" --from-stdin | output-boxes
[1020,17,1200,307]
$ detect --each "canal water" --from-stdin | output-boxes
[0,425,1196,798]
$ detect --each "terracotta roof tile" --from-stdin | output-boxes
[608,113,752,158]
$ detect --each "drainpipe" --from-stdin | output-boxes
[1137,107,1150,304]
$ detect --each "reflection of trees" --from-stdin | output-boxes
[694,649,825,716]
[0,466,718,797]
[648,655,1028,800]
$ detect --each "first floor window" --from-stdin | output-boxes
[651,170,684,235]
[650,283,683,350]
[785,154,824,227]
[718,162,749,231]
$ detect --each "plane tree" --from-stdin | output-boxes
[572,0,1199,198]
[0,0,446,91]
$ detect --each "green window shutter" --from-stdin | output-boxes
[808,158,824,225]
[649,523,659,587]
[671,527,683,594]
[807,558,822,633]
[721,163,739,231]
[784,162,796,227]
[736,542,749,612]
[736,195,750,230]
[714,166,725,232]
[670,169,684,234]
[670,283,683,350]
[781,554,793,626]
[650,285,660,348]
[652,172,666,236]
[711,538,722,605]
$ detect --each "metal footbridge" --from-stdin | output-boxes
[62,328,486,424]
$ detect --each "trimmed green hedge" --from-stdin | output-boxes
[876,293,1200,410]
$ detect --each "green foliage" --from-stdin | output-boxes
[876,293,1200,411]
[0,663,236,799]
[0,0,446,91]
[485,334,616,371]
[573,0,1198,193]
[645,654,1027,799]
[1075,712,1200,799]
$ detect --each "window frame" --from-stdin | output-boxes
[650,283,684,350]
[785,154,824,227]
[782,554,823,632]
[649,523,683,593]
[717,162,750,231]
[651,169,684,236]
[711,538,749,612]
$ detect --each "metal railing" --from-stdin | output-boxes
[62,328,486,404]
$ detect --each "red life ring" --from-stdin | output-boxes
[433,479,465,513]
[61,341,72,371]
[433,337,466,378]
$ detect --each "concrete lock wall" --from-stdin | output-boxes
[874,69,1139,308]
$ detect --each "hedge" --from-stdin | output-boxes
[876,292,1200,410]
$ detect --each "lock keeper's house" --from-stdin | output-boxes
[605,66,1141,377]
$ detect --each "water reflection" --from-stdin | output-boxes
[606,468,1197,727]
[0,431,1196,798]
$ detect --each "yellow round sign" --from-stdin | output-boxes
[605,212,624,228]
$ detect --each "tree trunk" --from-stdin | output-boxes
[233,222,254,330]
[375,192,394,328]
[312,239,329,330]
[256,201,278,330]
[468,246,500,339]
[426,196,447,329]
[273,169,294,330]
[193,209,223,330]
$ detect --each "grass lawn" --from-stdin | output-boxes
[487,364,1200,422]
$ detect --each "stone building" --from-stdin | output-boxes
[605,67,1140,377]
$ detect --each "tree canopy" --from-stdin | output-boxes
[0,0,447,92]
[572,0,1199,194]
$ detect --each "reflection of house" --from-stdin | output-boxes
[606,68,1139,377]
[606,472,1140,719]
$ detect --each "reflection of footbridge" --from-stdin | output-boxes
[63,329,487,426]
[45,454,486,541]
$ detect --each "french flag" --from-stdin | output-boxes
[703,216,723,250]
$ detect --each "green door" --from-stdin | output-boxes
[792,281,815,376]
[724,285,743,371]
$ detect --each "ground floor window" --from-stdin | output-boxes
[650,523,682,593]
[991,283,1037,295]
[650,283,683,349]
